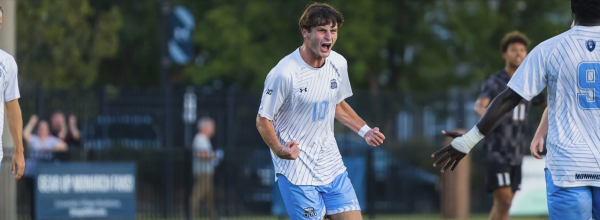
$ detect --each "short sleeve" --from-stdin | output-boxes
[478,77,497,99]
[3,57,19,102]
[507,46,548,101]
[192,135,203,150]
[336,61,352,104]
[258,71,292,120]
[193,135,211,151]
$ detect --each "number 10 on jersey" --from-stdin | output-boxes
[313,101,328,122]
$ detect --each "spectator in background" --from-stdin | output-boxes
[50,111,80,161]
[23,115,67,220]
[23,115,68,167]
[189,117,220,220]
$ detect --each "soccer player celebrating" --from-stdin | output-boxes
[256,3,385,220]
[0,5,25,180]
[433,0,600,219]
[473,31,546,220]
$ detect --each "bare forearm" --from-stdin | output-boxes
[6,101,23,154]
[69,124,80,140]
[474,106,486,117]
[534,107,549,138]
[53,141,68,152]
[474,98,490,117]
[198,151,215,159]
[23,119,35,143]
[256,114,282,152]
[474,101,486,116]
[476,89,523,135]
[58,127,67,139]
[334,101,366,133]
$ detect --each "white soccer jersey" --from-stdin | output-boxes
[0,50,21,163]
[507,25,600,187]
[258,48,352,186]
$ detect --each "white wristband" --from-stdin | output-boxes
[358,125,371,138]
[450,126,485,154]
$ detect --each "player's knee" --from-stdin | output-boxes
[494,195,513,210]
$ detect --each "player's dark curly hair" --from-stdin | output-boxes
[571,0,600,21]
[500,31,530,52]
[298,3,344,32]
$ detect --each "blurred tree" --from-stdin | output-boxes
[17,0,123,89]
[90,0,161,87]
[411,0,571,94]
[175,0,571,132]
[180,0,401,90]
[180,0,570,93]
[15,0,572,91]
[180,0,307,88]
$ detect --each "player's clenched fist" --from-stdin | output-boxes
[364,127,385,147]
[275,140,299,160]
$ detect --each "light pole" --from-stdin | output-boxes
[0,1,18,219]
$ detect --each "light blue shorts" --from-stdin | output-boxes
[277,171,360,220]
[546,168,600,220]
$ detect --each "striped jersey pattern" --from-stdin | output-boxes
[507,25,600,187]
[258,48,353,186]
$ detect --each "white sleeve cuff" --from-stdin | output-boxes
[336,92,353,104]
[507,83,533,101]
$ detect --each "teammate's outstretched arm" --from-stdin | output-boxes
[432,88,523,172]
[530,107,548,159]
[335,100,385,146]
[256,115,299,160]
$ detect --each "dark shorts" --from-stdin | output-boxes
[486,162,521,193]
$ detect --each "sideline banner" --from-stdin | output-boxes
[35,162,136,220]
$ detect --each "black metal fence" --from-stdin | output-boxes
[15,85,546,219]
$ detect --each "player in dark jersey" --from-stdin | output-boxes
[473,31,547,220]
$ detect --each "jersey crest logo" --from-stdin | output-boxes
[330,79,337,89]
[586,39,596,52]
[302,207,318,218]
[265,89,273,95]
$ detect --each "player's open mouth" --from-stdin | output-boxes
[321,43,331,52]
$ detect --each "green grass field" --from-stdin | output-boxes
[148,214,549,220]
[17,213,550,220]
[365,214,549,220]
